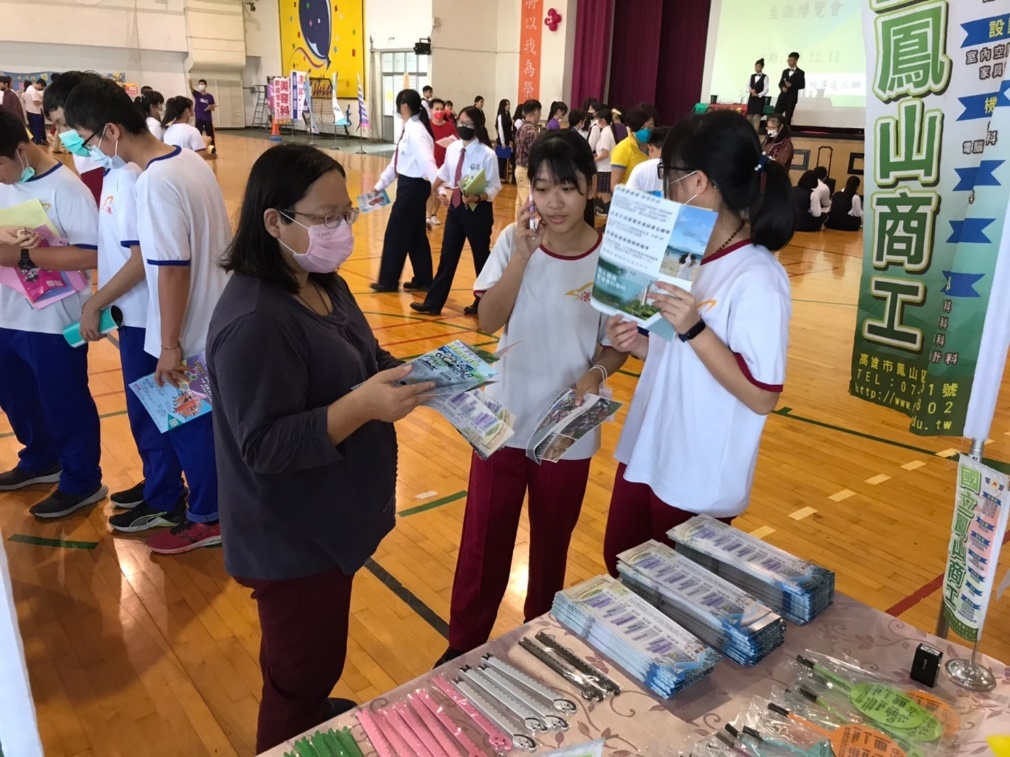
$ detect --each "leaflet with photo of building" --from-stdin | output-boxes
[525,388,622,463]
[590,185,718,341]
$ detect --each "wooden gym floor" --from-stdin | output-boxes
[2,133,1009,756]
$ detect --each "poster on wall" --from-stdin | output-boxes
[279,0,364,99]
[850,0,1010,436]
[518,0,544,102]
[0,71,126,90]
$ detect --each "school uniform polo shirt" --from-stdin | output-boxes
[97,164,148,328]
[615,241,791,517]
[0,162,98,334]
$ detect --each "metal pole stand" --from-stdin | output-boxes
[356,125,366,154]
[946,638,997,691]
[943,438,998,692]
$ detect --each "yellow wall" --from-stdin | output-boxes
[279,0,364,98]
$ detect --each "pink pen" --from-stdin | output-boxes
[379,707,434,757]
[355,708,395,757]
[393,701,453,757]
[433,675,513,753]
[412,689,485,757]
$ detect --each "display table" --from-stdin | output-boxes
[263,594,1010,755]
[0,533,44,757]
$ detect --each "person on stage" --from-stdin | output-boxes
[746,58,769,132]
[774,52,805,125]
[602,111,794,574]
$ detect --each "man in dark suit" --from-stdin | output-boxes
[775,52,805,125]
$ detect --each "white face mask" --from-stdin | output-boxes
[197,84,207,92]
[767,128,778,138]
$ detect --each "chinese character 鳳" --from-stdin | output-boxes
[874,2,952,101]
[897,362,907,377]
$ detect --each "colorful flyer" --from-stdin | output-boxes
[128,353,212,433]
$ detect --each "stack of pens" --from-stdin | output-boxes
[617,540,786,665]
[551,575,722,698]
[668,516,835,624]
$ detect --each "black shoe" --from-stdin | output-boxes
[29,485,108,519]
[410,302,442,316]
[402,280,431,292]
[463,300,480,316]
[111,480,146,509]
[322,697,357,721]
[370,282,399,293]
[109,498,186,533]
[0,464,61,491]
[433,647,465,669]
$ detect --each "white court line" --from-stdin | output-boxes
[901,460,926,471]
[789,507,818,521]
[865,474,892,485]
[750,526,775,539]
[829,489,855,502]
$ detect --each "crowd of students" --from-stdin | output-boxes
[0,71,837,752]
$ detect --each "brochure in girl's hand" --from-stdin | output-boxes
[129,353,212,433]
[358,189,391,212]
[526,387,622,463]
[590,185,718,341]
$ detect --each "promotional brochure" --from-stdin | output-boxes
[590,185,718,341]
[357,190,391,212]
[129,353,212,433]
[526,387,622,464]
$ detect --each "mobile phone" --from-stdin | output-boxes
[529,201,539,231]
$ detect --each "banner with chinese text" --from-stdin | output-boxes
[518,0,543,102]
[942,457,1009,641]
[269,77,292,122]
[852,1,1010,435]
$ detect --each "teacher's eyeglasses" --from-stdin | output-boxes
[281,208,360,228]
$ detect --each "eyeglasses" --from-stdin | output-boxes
[656,163,691,180]
[281,208,360,228]
[658,164,695,199]
[82,125,107,148]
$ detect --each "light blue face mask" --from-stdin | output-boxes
[88,126,127,171]
[17,152,34,183]
[635,127,653,143]
[59,129,93,159]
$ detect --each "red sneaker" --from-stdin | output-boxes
[147,520,221,555]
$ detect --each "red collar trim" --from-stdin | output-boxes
[540,231,603,261]
[701,239,752,266]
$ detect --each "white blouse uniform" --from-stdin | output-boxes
[146,116,165,141]
[595,126,616,172]
[0,162,98,333]
[615,241,791,517]
[625,158,663,196]
[437,139,502,200]
[135,146,231,358]
[163,122,205,153]
[97,164,148,328]
[473,224,607,460]
[374,116,438,192]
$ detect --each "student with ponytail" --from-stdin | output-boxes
[136,90,166,140]
[371,89,438,293]
[602,110,794,575]
[410,106,500,316]
[161,96,210,157]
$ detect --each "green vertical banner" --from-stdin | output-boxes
[853,0,1010,435]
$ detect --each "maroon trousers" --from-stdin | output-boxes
[236,565,354,753]
[449,447,591,652]
[603,463,733,577]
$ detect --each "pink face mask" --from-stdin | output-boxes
[280,214,355,273]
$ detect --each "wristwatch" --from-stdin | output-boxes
[18,249,35,271]
[678,318,707,343]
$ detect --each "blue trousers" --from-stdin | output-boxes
[117,328,219,523]
[0,328,102,495]
[118,326,186,511]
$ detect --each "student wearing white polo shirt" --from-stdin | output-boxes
[161,96,209,156]
[602,111,795,576]
[43,71,107,205]
[435,130,628,666]
[624,126,668,197]
[0,109,106,518]
[65,77,230,554]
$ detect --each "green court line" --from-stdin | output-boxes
[361,310,477,333]
[774,407,951,456]
[398,491,467,517]
[8,534,98,550]
[0,409,127,440]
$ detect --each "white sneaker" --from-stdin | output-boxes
[429,215,442,227]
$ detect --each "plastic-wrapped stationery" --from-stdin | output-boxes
[551,575,721,699]
[617,540,786,665]
[668,515,835,624]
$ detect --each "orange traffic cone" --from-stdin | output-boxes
[269,115,282,142]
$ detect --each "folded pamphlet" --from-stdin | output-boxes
[590,185,718,341]
[459,169,487,210]
[526,387,621,463]
[128,353,212,433]
[358,189,391,212]
[668,515,835,624]
[552,575,721,698]
[617,540,786,665]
